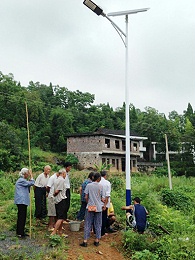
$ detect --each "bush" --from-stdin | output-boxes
[68,193,80,220]
[49,234,62,247]
[0,174,15,200]
[70,171,86,193]
[185,167,195,177]
[109,174,125,191]
[153,167,176,177]
[160,188,191,211]
[132,249,159,260]
[65,153,79,166]
[123,230,154,253]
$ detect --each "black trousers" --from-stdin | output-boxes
[101,208,108,236]
[64,189,70,220]
[16,204,27,236]
[34,187,47,219]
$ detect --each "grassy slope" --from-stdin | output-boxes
[1,171,195,259]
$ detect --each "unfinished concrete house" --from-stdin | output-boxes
[67,128,147,172]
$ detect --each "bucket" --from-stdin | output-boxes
[69,221,81,232]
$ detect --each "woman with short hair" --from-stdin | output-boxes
[14,168,35,238]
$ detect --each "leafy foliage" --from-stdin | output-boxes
[153,167,176,177]
[109,174,125,191]
[1,71,195,172]
[65,154,79,166]
[94,162,112,172]
[49,235,62,247]
[160,188,192,211]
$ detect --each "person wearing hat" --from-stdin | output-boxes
[14,168,35,238]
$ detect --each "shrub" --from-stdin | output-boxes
[65,153,79,166]
[185,167,195,177]
[132,249,159,260]
[160,188,191,211]
[0,175,15,200]
[70,171,86,193]
[109,174,125,191]
[49,234,62,247]
[123,230,154,253]
[153,167,176,177]
[68,193,80,220]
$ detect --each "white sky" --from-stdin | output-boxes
[0,0,195,116]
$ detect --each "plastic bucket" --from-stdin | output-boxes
[69,221,81,232]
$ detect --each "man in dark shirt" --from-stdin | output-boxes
[122,197,148,234]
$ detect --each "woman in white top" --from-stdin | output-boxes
[34,165,50,225]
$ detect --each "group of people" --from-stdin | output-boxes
[14,164,148,245]
[79,171,113,247]
[78,171,148,247]
[14,162,72,238]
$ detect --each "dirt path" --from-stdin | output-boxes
[64,222,125,260]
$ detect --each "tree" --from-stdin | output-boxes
[183,103,195,128]
[50,108,74,152]
[53,86,95,110]
[0,121,24,171]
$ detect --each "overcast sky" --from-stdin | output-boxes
[0,0,195,116]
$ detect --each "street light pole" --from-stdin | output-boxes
[125,14,131,206]
[83,0,149,206]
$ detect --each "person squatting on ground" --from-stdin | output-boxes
[122,197,148,234]
[14,168,35,238]
[46,170,60,231]
[80,172,104,247]
[51,168,68,237]
[63,162,72,222]
[106,201,117,233]
[99,171,111,236]
[34,165,51,225]
[76,172,94,221]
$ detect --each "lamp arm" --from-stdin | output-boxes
[110,21,126,47]
[104,14,126,36]
[103,15,126,47]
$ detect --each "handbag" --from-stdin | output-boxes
[88,205,97,212]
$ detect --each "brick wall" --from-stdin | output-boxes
[67,136,104,153]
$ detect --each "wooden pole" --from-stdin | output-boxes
[165,134,172,190]
[25,102,32,239]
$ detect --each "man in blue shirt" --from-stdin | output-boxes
[76,172,94,221]
[122,197,148,234]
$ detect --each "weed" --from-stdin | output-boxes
[49,235,62,247]
[77,256,84,260]
[0,234,6,240]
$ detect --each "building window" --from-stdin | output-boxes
[121,158,125,171]
[102,158,106,164]
[115,140,120,149]
[116,159,119,170]
[122,140,126,151]
[107,158,110,165]
[133,142,138,151]
[133,160,136,167]
[105,138,110,148]
[112,159,115,167]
